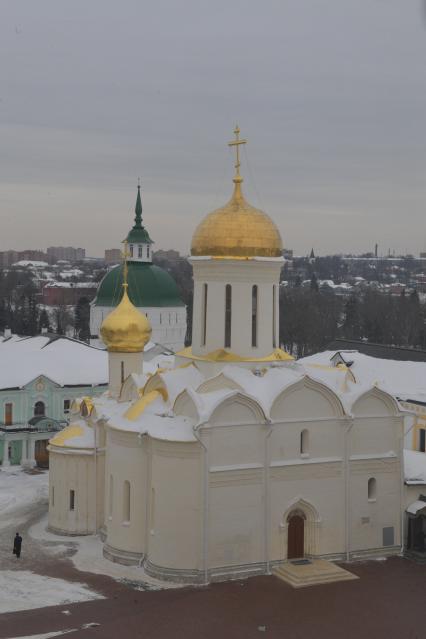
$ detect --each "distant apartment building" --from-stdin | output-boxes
[153,249,181,262]
[104,248,122,264]
[47,246,86,263]
[0,250,47,267]
[42,282,98,305]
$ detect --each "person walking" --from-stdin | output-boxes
[13,532,22,558]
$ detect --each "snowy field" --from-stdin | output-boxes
[0,570,104,613]
[0,467,104,615]
[0,466,48,530]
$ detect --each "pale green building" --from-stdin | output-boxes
[0,332,108,466]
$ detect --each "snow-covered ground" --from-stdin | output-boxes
[0,467,49,530]
[29,515,181,590]
[0,571,104,613]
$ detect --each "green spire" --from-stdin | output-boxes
[125,184,153,245]
[134,184,143,228]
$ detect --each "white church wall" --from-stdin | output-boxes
[269,419,345,464]
[348,458,401,553]
[147,440,202,575]
[207,423,264,469]
[208,472,264,569]
[270,380,344,422]
[48,450,99,535]
[191,259,281,358]
[269,463,346,560]
[104,429,147,561]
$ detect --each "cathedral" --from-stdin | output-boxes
[90,185,186,351]
[48,129,412,583]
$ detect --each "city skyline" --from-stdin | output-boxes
[1,1,426,256]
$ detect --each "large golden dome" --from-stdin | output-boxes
[191,180,283,258]
[100,285,151,352]
[191,126,283,258]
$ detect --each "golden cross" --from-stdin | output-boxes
[228,125,247,178]
[122,240,131,289]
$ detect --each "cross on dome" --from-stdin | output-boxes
[228,125,247,184]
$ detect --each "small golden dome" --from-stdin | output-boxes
[191,179,283,258]
[100,286,151,352]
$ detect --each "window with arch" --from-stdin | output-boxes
[251,285,258,347]
[121,361,125,384]
[109,475,113,518]
[368,477,377,501]
[225,284,232,348]
[138,245,143,258]
[300,429,309,455]
[272,285,277,348]
[34,401,45,417]
[129,244,134,257]
[147,245,150,259]
[123,480,131,523]
[202,283,208,346]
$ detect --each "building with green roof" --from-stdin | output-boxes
[90,187,186,350]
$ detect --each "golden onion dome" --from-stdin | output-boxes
[191,179,283,258]
[100,285,151,353]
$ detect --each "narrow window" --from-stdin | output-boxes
[69,489,75,511]
[272,285,277,348]
[420,429,426,453]
[34,401,45,417]
[160,313,162,324]
[123,480,131,523]
[129,244,134,257]
[4,402,12,426]
[150,487,156,532]
[225,284,232,348]
[63,399,70,413]
[109,475,113,517]
[251,285,258,347]
[368,477,377,500]
[300,429,309,455]
[147,245,150,259]
[202,283,208,346]
[51,486,55,507]
[121,361,125,384]
[138,245,142,258]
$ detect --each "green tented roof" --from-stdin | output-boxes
[95,262,185,308]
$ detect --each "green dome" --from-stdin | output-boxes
[95,262,185,308]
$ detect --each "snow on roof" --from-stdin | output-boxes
[404,450,426,484]
[152,364,204,404]
[12,260,49,268]
[300,350,426,404]
[0,335,108,389]
[94,394,196,442]
[49,418,95,449]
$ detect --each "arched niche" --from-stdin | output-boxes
[173,389,200,421]
[209,392,266,426]
[197,372,242,394]
[271,376,345,422]
[351,387,400,417]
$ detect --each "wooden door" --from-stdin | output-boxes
[4,403,12,426]
[287,514,305,559]
[35,440,49,468]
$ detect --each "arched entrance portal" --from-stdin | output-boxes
[287,511,305,559]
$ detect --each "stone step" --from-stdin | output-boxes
[273,559,358,589]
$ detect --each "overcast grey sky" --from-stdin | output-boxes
[1,0,426,256]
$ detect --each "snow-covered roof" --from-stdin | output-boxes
[300,350,426,404]
[93,394,196,442]
[0,334,108,389]
[12,260,48,268]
